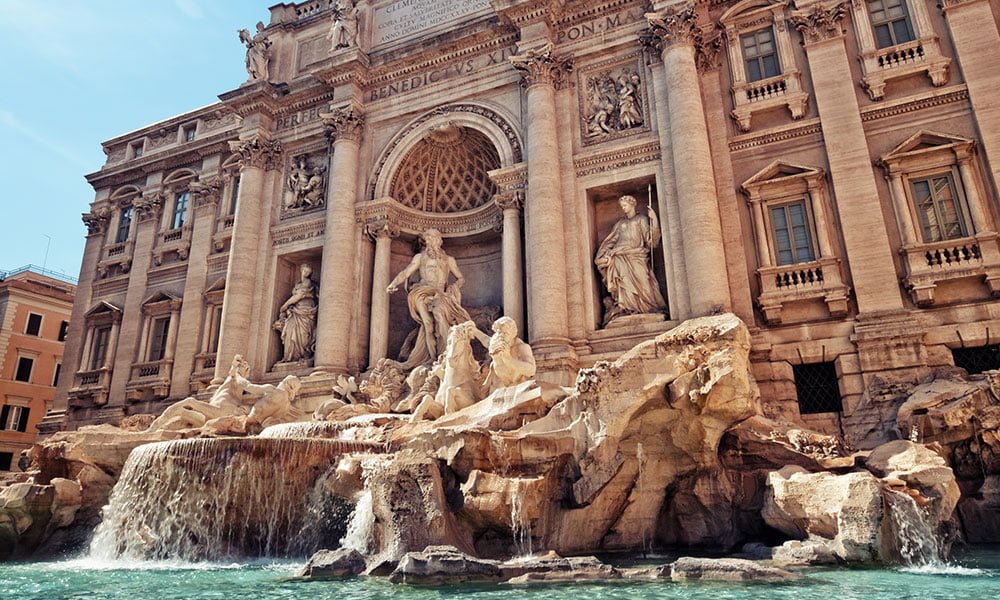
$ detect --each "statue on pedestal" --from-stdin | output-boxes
[595,195,666,325]
[386,229,472,368]
[274,264,318,363]
[238,22,271,81]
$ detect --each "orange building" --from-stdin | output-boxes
[0,266,75,471]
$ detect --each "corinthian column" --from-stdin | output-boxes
[509,44,572,349]
[645,4,731,315]
[314,104,365,374]
[365,218,399,367]
[213,136,282,383]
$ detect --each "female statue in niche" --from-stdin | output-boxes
[274,263,318,363]
[595,195,666,325]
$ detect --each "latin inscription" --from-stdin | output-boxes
[368,46,516,102]
[555,8,646,44]
[276,106,324,131]
[373,0,492,47]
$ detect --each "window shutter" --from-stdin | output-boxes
[17,408,29,433]
[0,406,10,430]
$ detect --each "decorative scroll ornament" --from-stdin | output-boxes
[321,105,365,142]
[134,192,164,222]
[509,43,574,88]
[82,206,111,235]
[643,4,700,48]
[228,136,283,170]
[190,177,224,208]
[791,2,847,45]
[695,26,724,72]
[363,217,401,241]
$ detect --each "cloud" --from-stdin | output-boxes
[0,109,90,167]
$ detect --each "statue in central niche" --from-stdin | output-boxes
[595,194,667,325]
[274,263,318,363]
[387,228,472,368]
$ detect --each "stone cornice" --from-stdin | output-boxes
[356,197,502,238]
[791,2,847,45]
[488,163,528,211]
[509,43,574,88]
[321,104,365,142]
[217,80,290,119]
[939,0,982,10]
[555,0,637,28]
[87,136,234,189]
[729,119,823,151]
[271,218,326,247]
[860,86,969,122]
[492,0,566,28]
[573,139,661,177]
[228,136,283,170]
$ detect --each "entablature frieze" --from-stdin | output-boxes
[573,139,661,178]
[87,138,233,190]
[271,219,326,247]
[355,196,502,239]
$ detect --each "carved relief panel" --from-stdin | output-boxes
[282,152,328,217]
[578,53,650,146]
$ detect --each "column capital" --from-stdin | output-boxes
[695,26,724,72]
[643,4,700,49]
[134,191,164,222]
[509,43,573,89]
[363,217,401,241]
[82,206,111,235]
[791,2,847,45]
[228,135,283,170]
[321,104,365,143]
[494,191,524,212]
[190,177,224,208]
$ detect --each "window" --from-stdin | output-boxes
[131,142,143,159]
[115,206,133,243]
[171,192,189,229]
[25,313,42,336]
[952,345,1000,375]
[1,405,30,432]
[867,0,915,49]
[209,306,223,353]
[793,362,843,414]
[58,320,69,342]
[183,125,196,142]
[229,174,241,215]
[910,173,967,243]
[14,357,33,383]
[741,27,780,82]
[770,201,815,265]
[53,362,62,387]
[148,317,170,362]
[90,326,111,370]
[0,452,12,471]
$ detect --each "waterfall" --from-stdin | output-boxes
[89,438,359,561]
[340,488,376,555]
[884,489,945,568]
[510,479,533,557]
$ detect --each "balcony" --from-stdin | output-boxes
[125,359,173,401]
[96,240,133,278]
[757,257,850,324]
[859,38,950,101]
[68,368,112,407]
[731,71,808,132]
[189,352,217,391]
[153,223,192,266]
[901,233,1000,306]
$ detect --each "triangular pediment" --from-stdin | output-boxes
[720,0,786,23]
[885,130,973,159]
[85,301,122,317]
[742,160,823,189]
[205,277,226,293]
[141,290,181,306]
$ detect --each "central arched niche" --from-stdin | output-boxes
[390,124,501,213]
[381,123,507,362]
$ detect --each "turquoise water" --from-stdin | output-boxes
[2,549,999,600]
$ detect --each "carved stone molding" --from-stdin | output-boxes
[791,2,847,45]
[134,192,164,222]
[321,104,365,142]
[228,136,283,170]
[509,43,574,89]
[363,217,402,241]
[493,191,524,212]
[190,177,224,208]
[82,207,111,235]
[356,196,502,238]
[492,0,565,28]
[643,4,700,48]
[487,163,527,208]
[939,0,981,10]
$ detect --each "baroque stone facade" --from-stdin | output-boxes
[47,0,1000,442]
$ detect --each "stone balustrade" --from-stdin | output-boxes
[757,256,850,324]
[68,368,112,407]
[154,223,193,265]
[902,233,1000,305]
[126,359,173,401]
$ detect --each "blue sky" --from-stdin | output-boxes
[0,1,269,278]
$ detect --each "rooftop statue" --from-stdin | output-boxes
[238,21,271,81]
[386,229,472,368]
[595,194,666,325]
[329,0,360,50]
